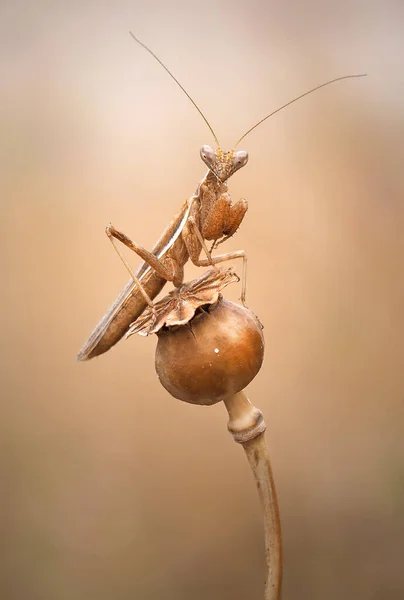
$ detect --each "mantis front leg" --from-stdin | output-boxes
[201,192,248,246]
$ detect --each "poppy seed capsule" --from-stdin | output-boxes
[155,297,264,405]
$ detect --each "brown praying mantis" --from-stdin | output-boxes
[77,33,365,361]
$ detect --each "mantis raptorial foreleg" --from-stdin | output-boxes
[215,196,248,248]
[200,192,248,244]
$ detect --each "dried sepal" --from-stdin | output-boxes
[127,267,239,337]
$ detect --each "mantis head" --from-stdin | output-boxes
[129,33,366,183]
[200,145,249,182]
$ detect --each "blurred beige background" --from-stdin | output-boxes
[2,1,404,599]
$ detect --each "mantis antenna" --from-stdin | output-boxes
[234,73,367,146]
[130,32,220,147]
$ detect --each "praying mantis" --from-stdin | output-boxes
[77,33,365,361]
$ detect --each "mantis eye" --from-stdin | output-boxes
[200,145,216,168]
[233,150,249,170]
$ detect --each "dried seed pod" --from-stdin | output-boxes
[155,297,264,405]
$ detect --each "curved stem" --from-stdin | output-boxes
[243,432,283,600]
[224,391,282,600]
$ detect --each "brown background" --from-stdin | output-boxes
[2,1,404,599]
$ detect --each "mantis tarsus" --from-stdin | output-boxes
[77,33,365,361]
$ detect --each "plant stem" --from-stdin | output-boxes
[223,391,282,600]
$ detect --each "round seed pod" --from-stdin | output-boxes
[155,297,264,405]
